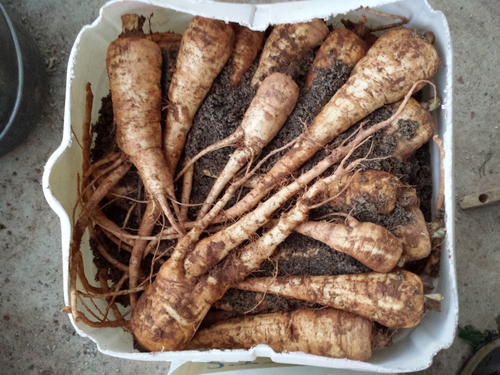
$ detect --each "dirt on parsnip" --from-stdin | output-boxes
[89,41,434,313]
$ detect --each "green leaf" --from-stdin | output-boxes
[458,325,499,350]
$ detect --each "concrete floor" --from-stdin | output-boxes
[1,0,499,374]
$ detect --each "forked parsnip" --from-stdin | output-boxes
[186,308,373,360]
[294,216,402,273]
[163,16,234,174]
[235,270,424,328]
[174,72,299,220]
[128,30,183,307]
[222,28,439,220]
[251,19,329,86]
[106,14,183,235]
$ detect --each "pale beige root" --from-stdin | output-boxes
[392,205,432,262]
[236,270,424,328]
[251,19,329,87]
[384,97,436,160]
[124,29,183,277]
[304,27,367,89]
[128,201,159,308]
[106,14,183,235]
[164,16,234,174]
[294,216,402,273]
[222,27,440,221]
[194,72,299,219]
[229,24,265,86]
[180,161,194,221]
[326,169,400,214]
[186,308,373,361]
[69,154,132,322]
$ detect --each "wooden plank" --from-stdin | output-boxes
[459,188,500,209]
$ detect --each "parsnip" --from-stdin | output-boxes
[304,27,367,89]
[163,16,234,174]
[229,24,265,86]
[251,19,329,86]
[106,14,182,234]
[392,205,432,261]
[294,216,402,273]
[186,308,373,361]
[236,270,425,328]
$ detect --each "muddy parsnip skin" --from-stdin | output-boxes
[186,308,373,361]
[223,27,440,220]
[384,97,436,160]
[304,27,367,89]
[392,205,432,261]
[235,270,425,328]
[251,19,329,86]
[164,16,234,173]
[107,28,167,200]
[130,266,224,352]
[229,24,265,86]
[294,217,403,273]
[327,169,400,214]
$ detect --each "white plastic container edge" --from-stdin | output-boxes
[42,0,457,373]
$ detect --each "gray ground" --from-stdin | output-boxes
[1,0,499,374]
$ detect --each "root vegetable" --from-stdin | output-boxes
[229,25,265,86]
[326,169,400,215]
[304,27,367,90]
[106,14,183,235]
[176,72,299,219]
[163,16,234,174]
[392,205,432,262]
[186,308,373,361]
[293,216,403,273]
[236,270,425,328]
[251,19,329,86]
[383,97,436,160]
[69,153,132,322]
[222,27,439,220]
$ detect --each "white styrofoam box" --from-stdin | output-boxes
[42,0,457,373]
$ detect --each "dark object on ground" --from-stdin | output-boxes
[0,3,47,157]
[460,338,500,375]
